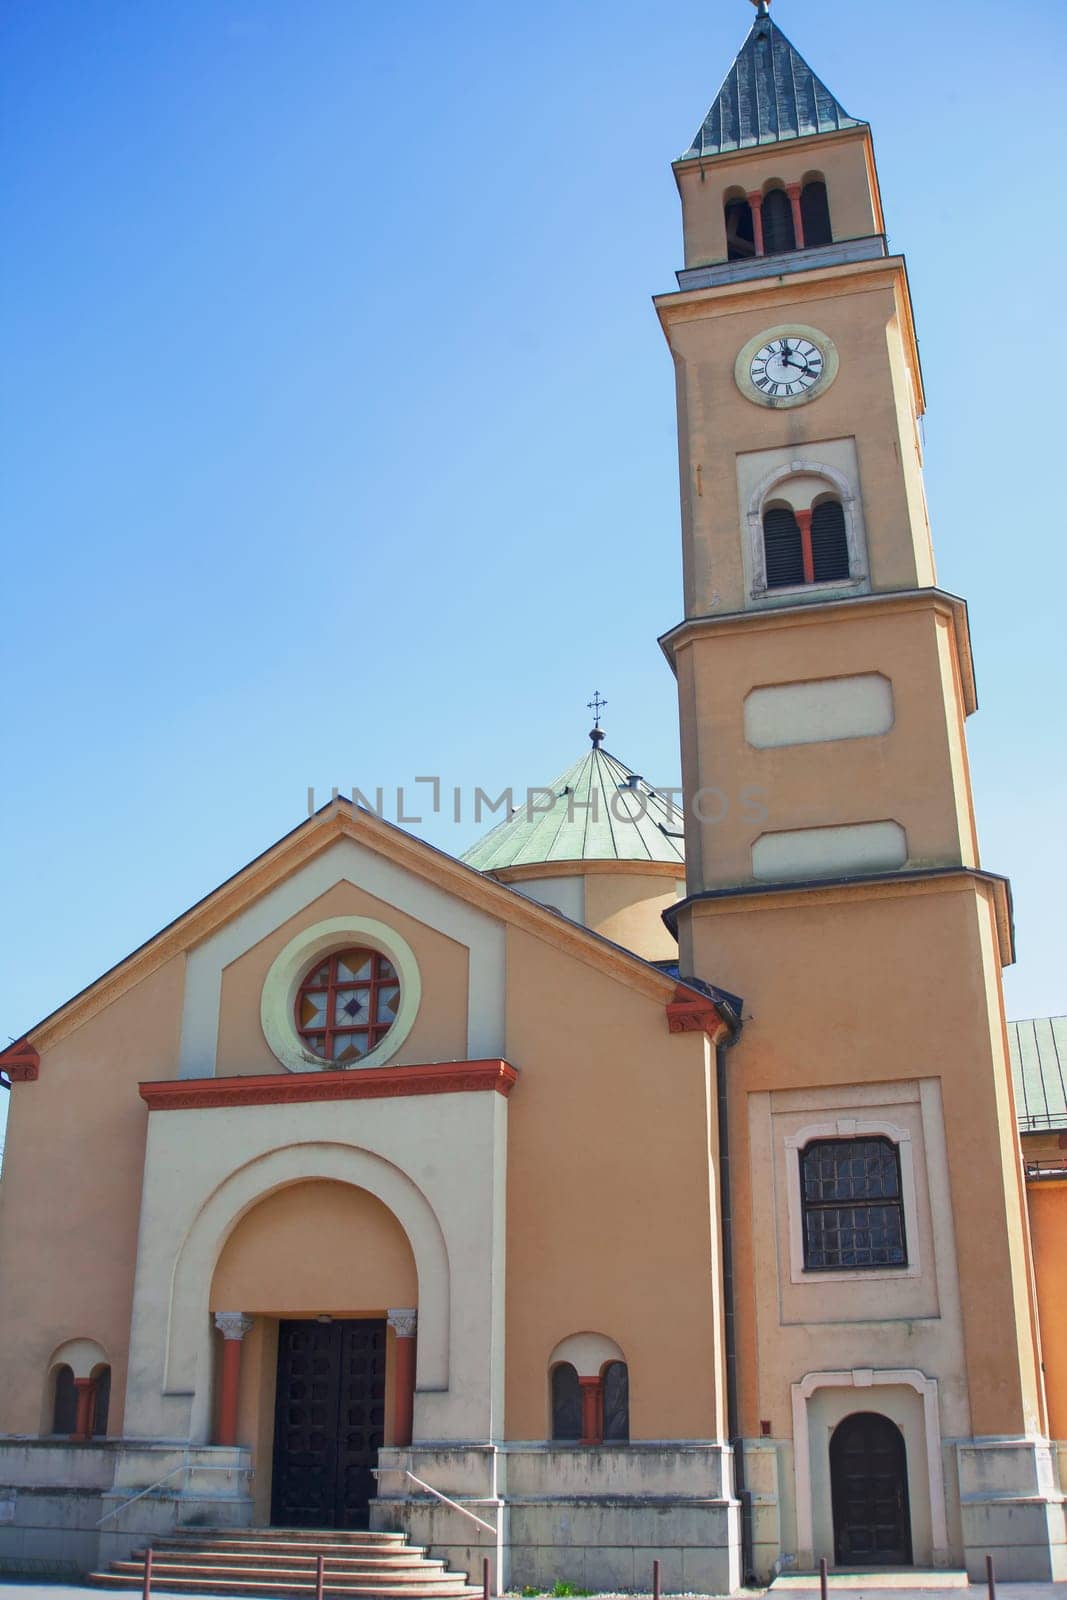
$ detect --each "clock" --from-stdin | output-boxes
[735,323,838,409]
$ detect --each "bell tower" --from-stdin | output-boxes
[657,1,1065,1580]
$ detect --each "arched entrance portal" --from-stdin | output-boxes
[829,1412,912,1566]
[209,1178,419,1529]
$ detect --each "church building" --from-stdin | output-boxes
[2,2,1065,1588]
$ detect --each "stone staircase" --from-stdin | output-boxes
[87,1527,483,1597]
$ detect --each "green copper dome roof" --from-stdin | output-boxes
[461,740,685,874]
[682,5,862,160]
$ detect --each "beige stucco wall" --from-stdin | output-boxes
[582,871,684,961]
[502,926,726,1443]
[216,878,470,1076]
[0,957,185,1438]
[680,875,1044,1443]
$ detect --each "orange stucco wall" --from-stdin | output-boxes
[1027,1179,1067,1439]
[502,926,725,1442]
[0,957,185,1436]
[216,879,469,1075]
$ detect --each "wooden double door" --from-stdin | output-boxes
[830,1411,912,1566]
[271,1318,387,1528]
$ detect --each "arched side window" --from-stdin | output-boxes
[602,1361,629,1443]
[800,1137,907,1271]
[725,196,755,261]
[801,180,832,248]
[91,1365,111,1438]
[551,1362,582,1441]
[763,506,805,589]
[762,188,796,256]
[810,499,850,581]
[51,1365,77,1435]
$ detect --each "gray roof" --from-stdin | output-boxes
[461,740,686,875]
[1008,1017,1067,1132]
[682,6,862,160]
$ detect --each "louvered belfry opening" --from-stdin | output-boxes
[725,196,755,260]
[811,499,850,580]
[761,188,796,255]
[763,505,805,587]
[801,180,832,247]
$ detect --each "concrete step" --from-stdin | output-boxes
[164,1529,410,1545]
[771,1573,970,1591]
[141,1547,444,1571]
[87,1580,480,1599]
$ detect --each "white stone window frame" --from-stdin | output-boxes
[784,1117,921,1284]
[746,458,869,603]
[791,1367,949,1567]
[260,914,422,1075]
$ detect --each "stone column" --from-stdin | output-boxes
[746,191,765,256]
[786,182,805,248]
[72,1378,94,1442]
[388,1309,418,1447]
[795,507,815,584]
[578,1376,602,1446]
[214,1312,254,1447]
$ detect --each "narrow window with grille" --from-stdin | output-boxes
[810,499,850,580]
[725,197,755,260]
[801,180,832,247]
[761,188,796,255]
[763,506,805,587]
[800,1137,907,1270]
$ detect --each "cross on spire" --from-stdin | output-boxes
[587,690,608,746]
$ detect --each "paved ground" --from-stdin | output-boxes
[2,1586,1067,1600]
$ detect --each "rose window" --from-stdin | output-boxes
[295,948,401,1065]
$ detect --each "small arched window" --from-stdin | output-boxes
[811,499,850,581]
[551,1362,582,1441]
[762,188,796,255]
[801,181,832,248]
[602,1361,629,1442]
[51,1365,77,1435]
[763,506,805,588]
[91,1365,111,1437]
[725,196,755,261]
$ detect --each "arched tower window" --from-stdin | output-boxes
[602,1361,630,1442]
[762,188,796,255]
[763,505,805,588]
[51,1365,77,1435]
[725,195,755,261]
[551,1362,582,1441]
[811,499,850,581]
[801,180,832,247]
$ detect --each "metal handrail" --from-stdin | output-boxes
[95,1457,247,1527]
[402,1469,498,1535]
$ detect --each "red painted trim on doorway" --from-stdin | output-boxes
[0,1040,39,1081]
[139,1058,520,1111]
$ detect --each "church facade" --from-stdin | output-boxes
[2,3,1065,1587]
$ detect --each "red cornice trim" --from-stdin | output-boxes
[0,1040,39,1082]
[139,1058,519,1111]
[666,988,728,1044]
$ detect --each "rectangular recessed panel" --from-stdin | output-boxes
[752,820,907,881]
[745,674,893,749]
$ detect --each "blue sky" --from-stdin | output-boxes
[2,0,1065,1145]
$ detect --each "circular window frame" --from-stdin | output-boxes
[261,916,422,1074]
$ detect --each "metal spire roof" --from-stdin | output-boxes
[460,737,686,875]
[682,2,863,160]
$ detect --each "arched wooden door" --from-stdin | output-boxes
[829,1412,912,1566]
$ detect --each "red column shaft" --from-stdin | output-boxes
[746,192,765,256]
[796,509,815,584]
[579,1376,602,1446]
[786,183,805,248]
[217,1337,243,1447]
[393,1335,416,1447]
[72,1378,94,1442]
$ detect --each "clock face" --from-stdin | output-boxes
[735,324,838,409]
[750,335,824,400]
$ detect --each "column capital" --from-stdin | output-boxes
[387,1308,418,1339]
[785,181,803,197]
[214,1311,254,1342]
